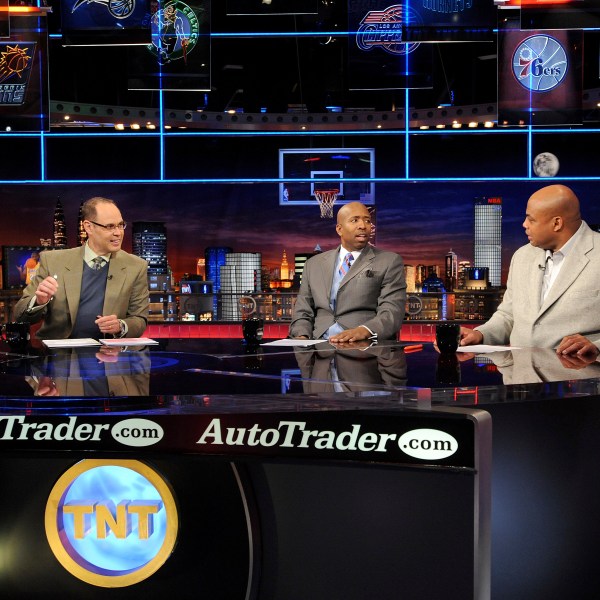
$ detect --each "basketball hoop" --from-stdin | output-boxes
[314,189,339,219]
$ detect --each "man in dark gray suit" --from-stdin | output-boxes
[460,184,600,356]
[289,202,406,342]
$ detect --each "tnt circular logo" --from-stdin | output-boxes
[512,34,568,92]
[406,295,422,316]
[45,460,178,587]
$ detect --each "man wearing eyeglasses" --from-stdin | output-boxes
[13,196,149,340]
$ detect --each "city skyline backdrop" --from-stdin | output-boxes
[2,181,600,286]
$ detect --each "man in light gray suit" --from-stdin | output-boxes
[13,196,148,340]
[289,202,406,342]
[461,184,600,356]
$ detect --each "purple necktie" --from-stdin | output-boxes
[339,253,354,278]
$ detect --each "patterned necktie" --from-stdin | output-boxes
[92,257,105,270]
[339,253,354,278]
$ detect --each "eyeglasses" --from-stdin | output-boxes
[88,220,127,231]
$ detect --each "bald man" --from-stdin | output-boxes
[289,202,406,342]
[461,184,600,356]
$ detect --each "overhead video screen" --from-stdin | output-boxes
[226,0,318,15]
[521,0,600,29]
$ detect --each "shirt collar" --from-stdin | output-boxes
[84,243,111,266]
[339,247,361,260]
[551,221,584,259]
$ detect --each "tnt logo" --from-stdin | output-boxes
[45,459,178,587]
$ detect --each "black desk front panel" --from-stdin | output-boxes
[3,338,600,599]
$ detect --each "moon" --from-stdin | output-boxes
[533,152,560,177]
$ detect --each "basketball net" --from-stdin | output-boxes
[314,189,339,219]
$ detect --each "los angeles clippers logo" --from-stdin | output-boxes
[356,5,421,56]
[512,34,568,92]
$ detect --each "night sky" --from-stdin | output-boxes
[2,180,599,285]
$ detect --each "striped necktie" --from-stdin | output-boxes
[339,253,354,278]
[92,257,105,270]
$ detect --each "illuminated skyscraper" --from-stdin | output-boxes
[404,264,416,293]
[206,246,233,318]
[77,202,87,246]
[219,252,262,320]
[293,244,322,288]
[280,249,289,280]
[444,249,458,291]
[474,197,502,287]
[196,257,206,278]
[132,222,168,275]
[53,198,67,248]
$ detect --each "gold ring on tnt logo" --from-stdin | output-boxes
[45,459,179,587]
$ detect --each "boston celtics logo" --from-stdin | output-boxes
[148,1,200,65]
[512,34,568,93]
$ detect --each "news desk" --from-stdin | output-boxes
[1,338,600,600]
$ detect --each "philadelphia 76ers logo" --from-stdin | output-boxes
[512,34,568,93]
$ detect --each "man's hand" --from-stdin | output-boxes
[96,346,122,362]
[557,351,599,370]
[95,314,121,336]
[329,339,374,350]
[556,334,600,357]
[329,326,373,343]
[36,376,59,396]
[459,327,483,346]
[34,275,58,305]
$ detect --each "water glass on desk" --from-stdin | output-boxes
[1,322,30,349]
[435,322,461,354]
[242,318,264,344]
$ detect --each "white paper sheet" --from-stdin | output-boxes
[261,338,325,347]
[43,338,101,348]
[99,337,159,346]
[457,344,520,353]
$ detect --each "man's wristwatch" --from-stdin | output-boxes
[117,319,126,338]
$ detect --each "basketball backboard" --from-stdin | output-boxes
[279,148,375,206]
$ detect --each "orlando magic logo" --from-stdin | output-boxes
[71,0,136,19]
[356,5,421,56]
[512,34,568,92]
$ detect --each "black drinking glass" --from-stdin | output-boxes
[435,322,461,354]
[1,322,30,349]
[242,318,264,344]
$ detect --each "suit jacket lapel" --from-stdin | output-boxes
[64,247,85,325]
[103,251,125,313]
[539,227,592,314]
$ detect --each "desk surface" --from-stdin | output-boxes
[2,338,600,414]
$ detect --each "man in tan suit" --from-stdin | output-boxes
[13,196,148,340]
[460,184,600,356]
[289,202,406,342]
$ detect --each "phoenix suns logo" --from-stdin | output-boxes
[148,1,200,65]
[0,43,36,106]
